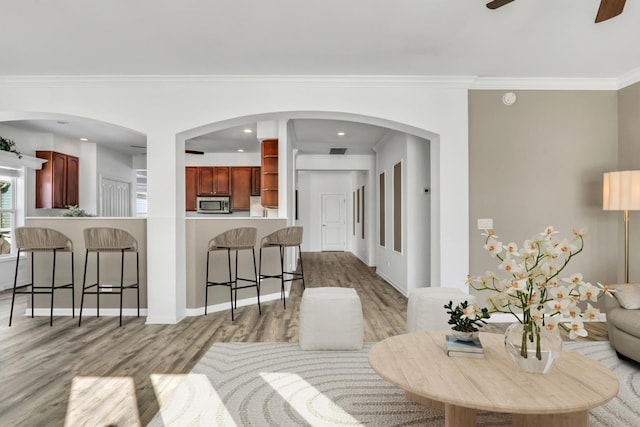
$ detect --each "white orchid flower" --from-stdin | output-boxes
[504,242,520,257]
[584,303,601,321]
[568,318,588,339]
[484,238,503,256]
[540,226,559,239]
[481,229,498,239]
[543,315,559,332]
[566,305,582,319]
[498,258,522,275]
[578,282,600,302]
[561,273,584,288]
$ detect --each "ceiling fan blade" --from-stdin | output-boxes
[595,0,626,23]
[185,149,205,155]
[486,0,515,10]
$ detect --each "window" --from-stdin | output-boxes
[0,175,16,255]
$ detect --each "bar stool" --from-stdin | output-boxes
[9,227,75,327]
[79,227,140,327]
[205,227,259,321]
[259,226,305,309]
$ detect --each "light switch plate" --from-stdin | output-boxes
[477,218,493,230]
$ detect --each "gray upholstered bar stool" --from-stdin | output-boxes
[79,227,140,327]
[9,227,75,327]
[259,226,305,309]
[205,227,259,321]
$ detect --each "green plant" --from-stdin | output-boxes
[444,300,490,332]
[61,205,94,217]
[0,136,22,159]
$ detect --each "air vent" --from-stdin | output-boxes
[329,148,347,155]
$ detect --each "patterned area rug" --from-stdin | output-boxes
[147,341,639,427]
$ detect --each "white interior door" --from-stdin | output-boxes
[321,194,346,251]
[101,177,131,217]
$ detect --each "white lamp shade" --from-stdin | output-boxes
[603,170,640,210]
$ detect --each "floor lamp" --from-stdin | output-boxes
[603,170,640,283]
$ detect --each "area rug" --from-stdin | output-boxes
[147,341,639,427]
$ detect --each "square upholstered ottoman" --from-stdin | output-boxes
[298,287,364,350]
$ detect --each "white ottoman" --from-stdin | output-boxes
[299,287,364,350]
[406,288,476,332]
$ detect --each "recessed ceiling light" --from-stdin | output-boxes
[337,132,345,136]
[237,149,245,152]
[56,121,69,125]
[79,138,89,141]
[243,129,253,134]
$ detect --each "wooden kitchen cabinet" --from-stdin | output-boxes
[261,139,278,209]
[213,167,230,194]
[185,167,198,211]
[197,166,230,195]
[35,151,79,209]
[230,167,252,211]
[251,167,261,196]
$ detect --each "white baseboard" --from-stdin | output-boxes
[185,290,287,316]
[375,270,407,297]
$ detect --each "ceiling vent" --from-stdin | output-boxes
[329,148,347,155]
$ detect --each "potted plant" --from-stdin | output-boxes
[0,136,22,158]
[61,205,94,217]
[444,300,490,341]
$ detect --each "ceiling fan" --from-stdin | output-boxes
[486,0,627,23]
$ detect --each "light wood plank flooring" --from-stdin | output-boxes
[0,251,607,426]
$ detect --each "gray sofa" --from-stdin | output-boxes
[606,284,640,363]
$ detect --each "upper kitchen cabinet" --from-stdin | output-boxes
[213,167,230,194]
[185,167,198,211]
[198,166,230,195]
[230,167,252,211]
[261,139,278,209]
[35,151,79,209]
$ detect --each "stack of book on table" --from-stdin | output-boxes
[445,334,484,358]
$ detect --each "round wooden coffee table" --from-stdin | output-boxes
[369,331,618,427]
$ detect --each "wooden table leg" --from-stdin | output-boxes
[512,410,588,427]
[405,391,444,411]
[444,403,476,427]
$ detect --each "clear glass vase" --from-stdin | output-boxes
[504,322,562,374]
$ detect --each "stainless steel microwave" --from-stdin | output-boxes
[197,195,231,214]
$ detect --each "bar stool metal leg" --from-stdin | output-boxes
[79,249,88,326]
[253,248,261,314]
[31,253,35,318]
[50,249,57,327]
[8,249,22,327]
[120,249,125,327]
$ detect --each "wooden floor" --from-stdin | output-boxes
[0,251,608,426]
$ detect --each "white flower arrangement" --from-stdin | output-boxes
[467,226,615,360]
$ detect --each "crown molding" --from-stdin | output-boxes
[616,67,640,90]
[471,77,619,91]
[0,75,477,89]
[1,74,636,91]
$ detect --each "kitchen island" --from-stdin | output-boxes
[18,217,291,320]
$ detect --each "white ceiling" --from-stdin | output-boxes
[1,0,639,78]
[186,119,391,155]
[2,1,639,155]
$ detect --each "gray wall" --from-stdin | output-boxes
[618,81,640,282]
[468,90,619,304]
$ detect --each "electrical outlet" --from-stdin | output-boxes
[477,218,493,230]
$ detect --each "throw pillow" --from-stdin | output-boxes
[613,284,640,309]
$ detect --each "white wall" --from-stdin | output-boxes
[352,170,370,264]
[0,76,471,323]
[297,170,352,252]
[375,131,408,293]
[406,135,431,289]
